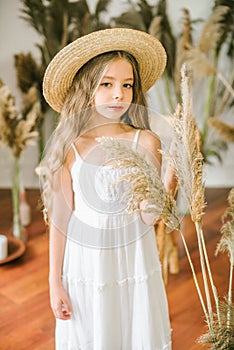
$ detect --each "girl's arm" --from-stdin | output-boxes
[49,150,74,320]
[49,224,72,319]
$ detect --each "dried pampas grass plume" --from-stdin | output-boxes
[217,187,234,263]
[198,6,230,54]
[148,16,163,39]
[174,8,193,98]
[96,137,180,231]
[162,64,205,222]
[0,78,40,158]
[178,6,234,102]
[198,298,234,349]
[184,45,234,98]
[185,46,217,78]
[14,52,42,94]
[208,118,234,143]
[183,6,230,77]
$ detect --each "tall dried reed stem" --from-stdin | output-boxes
[162,65,221,328]
[196,221,220,326]
[178,226,209,321]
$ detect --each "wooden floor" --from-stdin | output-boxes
[0,187,231,350]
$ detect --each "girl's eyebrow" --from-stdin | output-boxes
[102,75,134,82]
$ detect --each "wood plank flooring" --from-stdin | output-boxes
[0,188,231,349]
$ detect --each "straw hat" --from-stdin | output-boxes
[43,28,167,112]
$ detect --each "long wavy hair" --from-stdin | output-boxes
[39,50,151,222]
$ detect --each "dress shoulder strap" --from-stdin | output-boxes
[71,143,80,160]
[132,129,141,151]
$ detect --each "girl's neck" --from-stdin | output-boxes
[84,120,131,138]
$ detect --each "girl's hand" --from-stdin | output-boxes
[49,282,73,320]
[139,199,159,226]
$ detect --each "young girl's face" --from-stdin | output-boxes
[94,58,134,120]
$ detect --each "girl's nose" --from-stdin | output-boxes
[112,86,123,100]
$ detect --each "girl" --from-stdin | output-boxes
[41,28,172,349]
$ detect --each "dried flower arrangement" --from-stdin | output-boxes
[98,65,234,348]
[0,79,41,238]
[15,0,113,153]
[112,0,234,164]
[0,79,40,158]
[14,52,45,155]
[173,4,234,164]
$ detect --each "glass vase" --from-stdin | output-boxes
[11,156,22,239]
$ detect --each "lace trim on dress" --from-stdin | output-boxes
[62,267,162,291]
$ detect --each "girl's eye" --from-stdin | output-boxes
[123,83,133,89]
[100,82,111,87]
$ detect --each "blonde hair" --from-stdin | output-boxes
[39,50,151,222]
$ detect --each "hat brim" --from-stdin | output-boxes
[43,28,167,112]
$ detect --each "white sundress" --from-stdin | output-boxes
[56,130,172,350]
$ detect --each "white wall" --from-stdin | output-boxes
[0,0,41,188]
[0,0,233,188]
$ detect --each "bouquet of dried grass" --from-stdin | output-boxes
[96,136,180,232]
[0,79,40,158]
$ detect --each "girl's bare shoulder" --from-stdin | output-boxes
[64,144,76,171]
[137,129,161,165]
[139,129,161,150]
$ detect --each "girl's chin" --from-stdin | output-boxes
[96,112,123,121]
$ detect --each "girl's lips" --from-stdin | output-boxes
[108,105,124,110]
